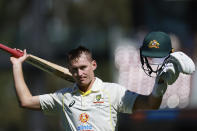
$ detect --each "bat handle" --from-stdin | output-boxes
[0,43,24,58]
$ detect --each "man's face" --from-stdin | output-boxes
[69,53,97,87]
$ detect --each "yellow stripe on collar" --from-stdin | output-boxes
[79,89,92,96]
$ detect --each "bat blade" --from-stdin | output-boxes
[0,43,74,83]
[26,55,75,82]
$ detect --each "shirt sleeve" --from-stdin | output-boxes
[39,93,61,114]
[118,86,138,114]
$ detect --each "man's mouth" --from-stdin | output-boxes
[79,77,86,81]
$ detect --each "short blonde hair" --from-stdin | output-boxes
[67,46,93,64]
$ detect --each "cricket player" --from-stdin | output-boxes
[10,31,195,131]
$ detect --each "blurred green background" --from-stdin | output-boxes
[0,0,197,131]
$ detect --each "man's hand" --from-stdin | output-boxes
[151,51,195,97]
[159,62,180,85]
[158,51,195,85]
[10,49,29,65]
[151,61,179,97]
[169,51,195,74]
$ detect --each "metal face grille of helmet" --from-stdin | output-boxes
[140,53,169,77]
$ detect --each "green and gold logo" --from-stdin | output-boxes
[93,94,104,104]
[148,40,160,48]
[96,94,101,101]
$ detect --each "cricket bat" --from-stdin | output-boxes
[0,43,75,83]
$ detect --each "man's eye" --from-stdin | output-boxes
[80,66,86,70]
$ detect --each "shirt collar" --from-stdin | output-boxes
[71,77,103,95]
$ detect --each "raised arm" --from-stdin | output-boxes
[133,51,195,112]
[133,78,166,112]
[10,49,41,110]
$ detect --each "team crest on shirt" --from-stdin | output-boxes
[96,94,101,101]
[148,40,160,48]
[93,94,104,103]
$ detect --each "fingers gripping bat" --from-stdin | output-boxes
[0,43,75,83]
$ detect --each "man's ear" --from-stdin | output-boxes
[91,60,97,71]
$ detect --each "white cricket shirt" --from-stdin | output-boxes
[39,77,138,131]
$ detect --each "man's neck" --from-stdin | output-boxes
[78,77,96,92]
